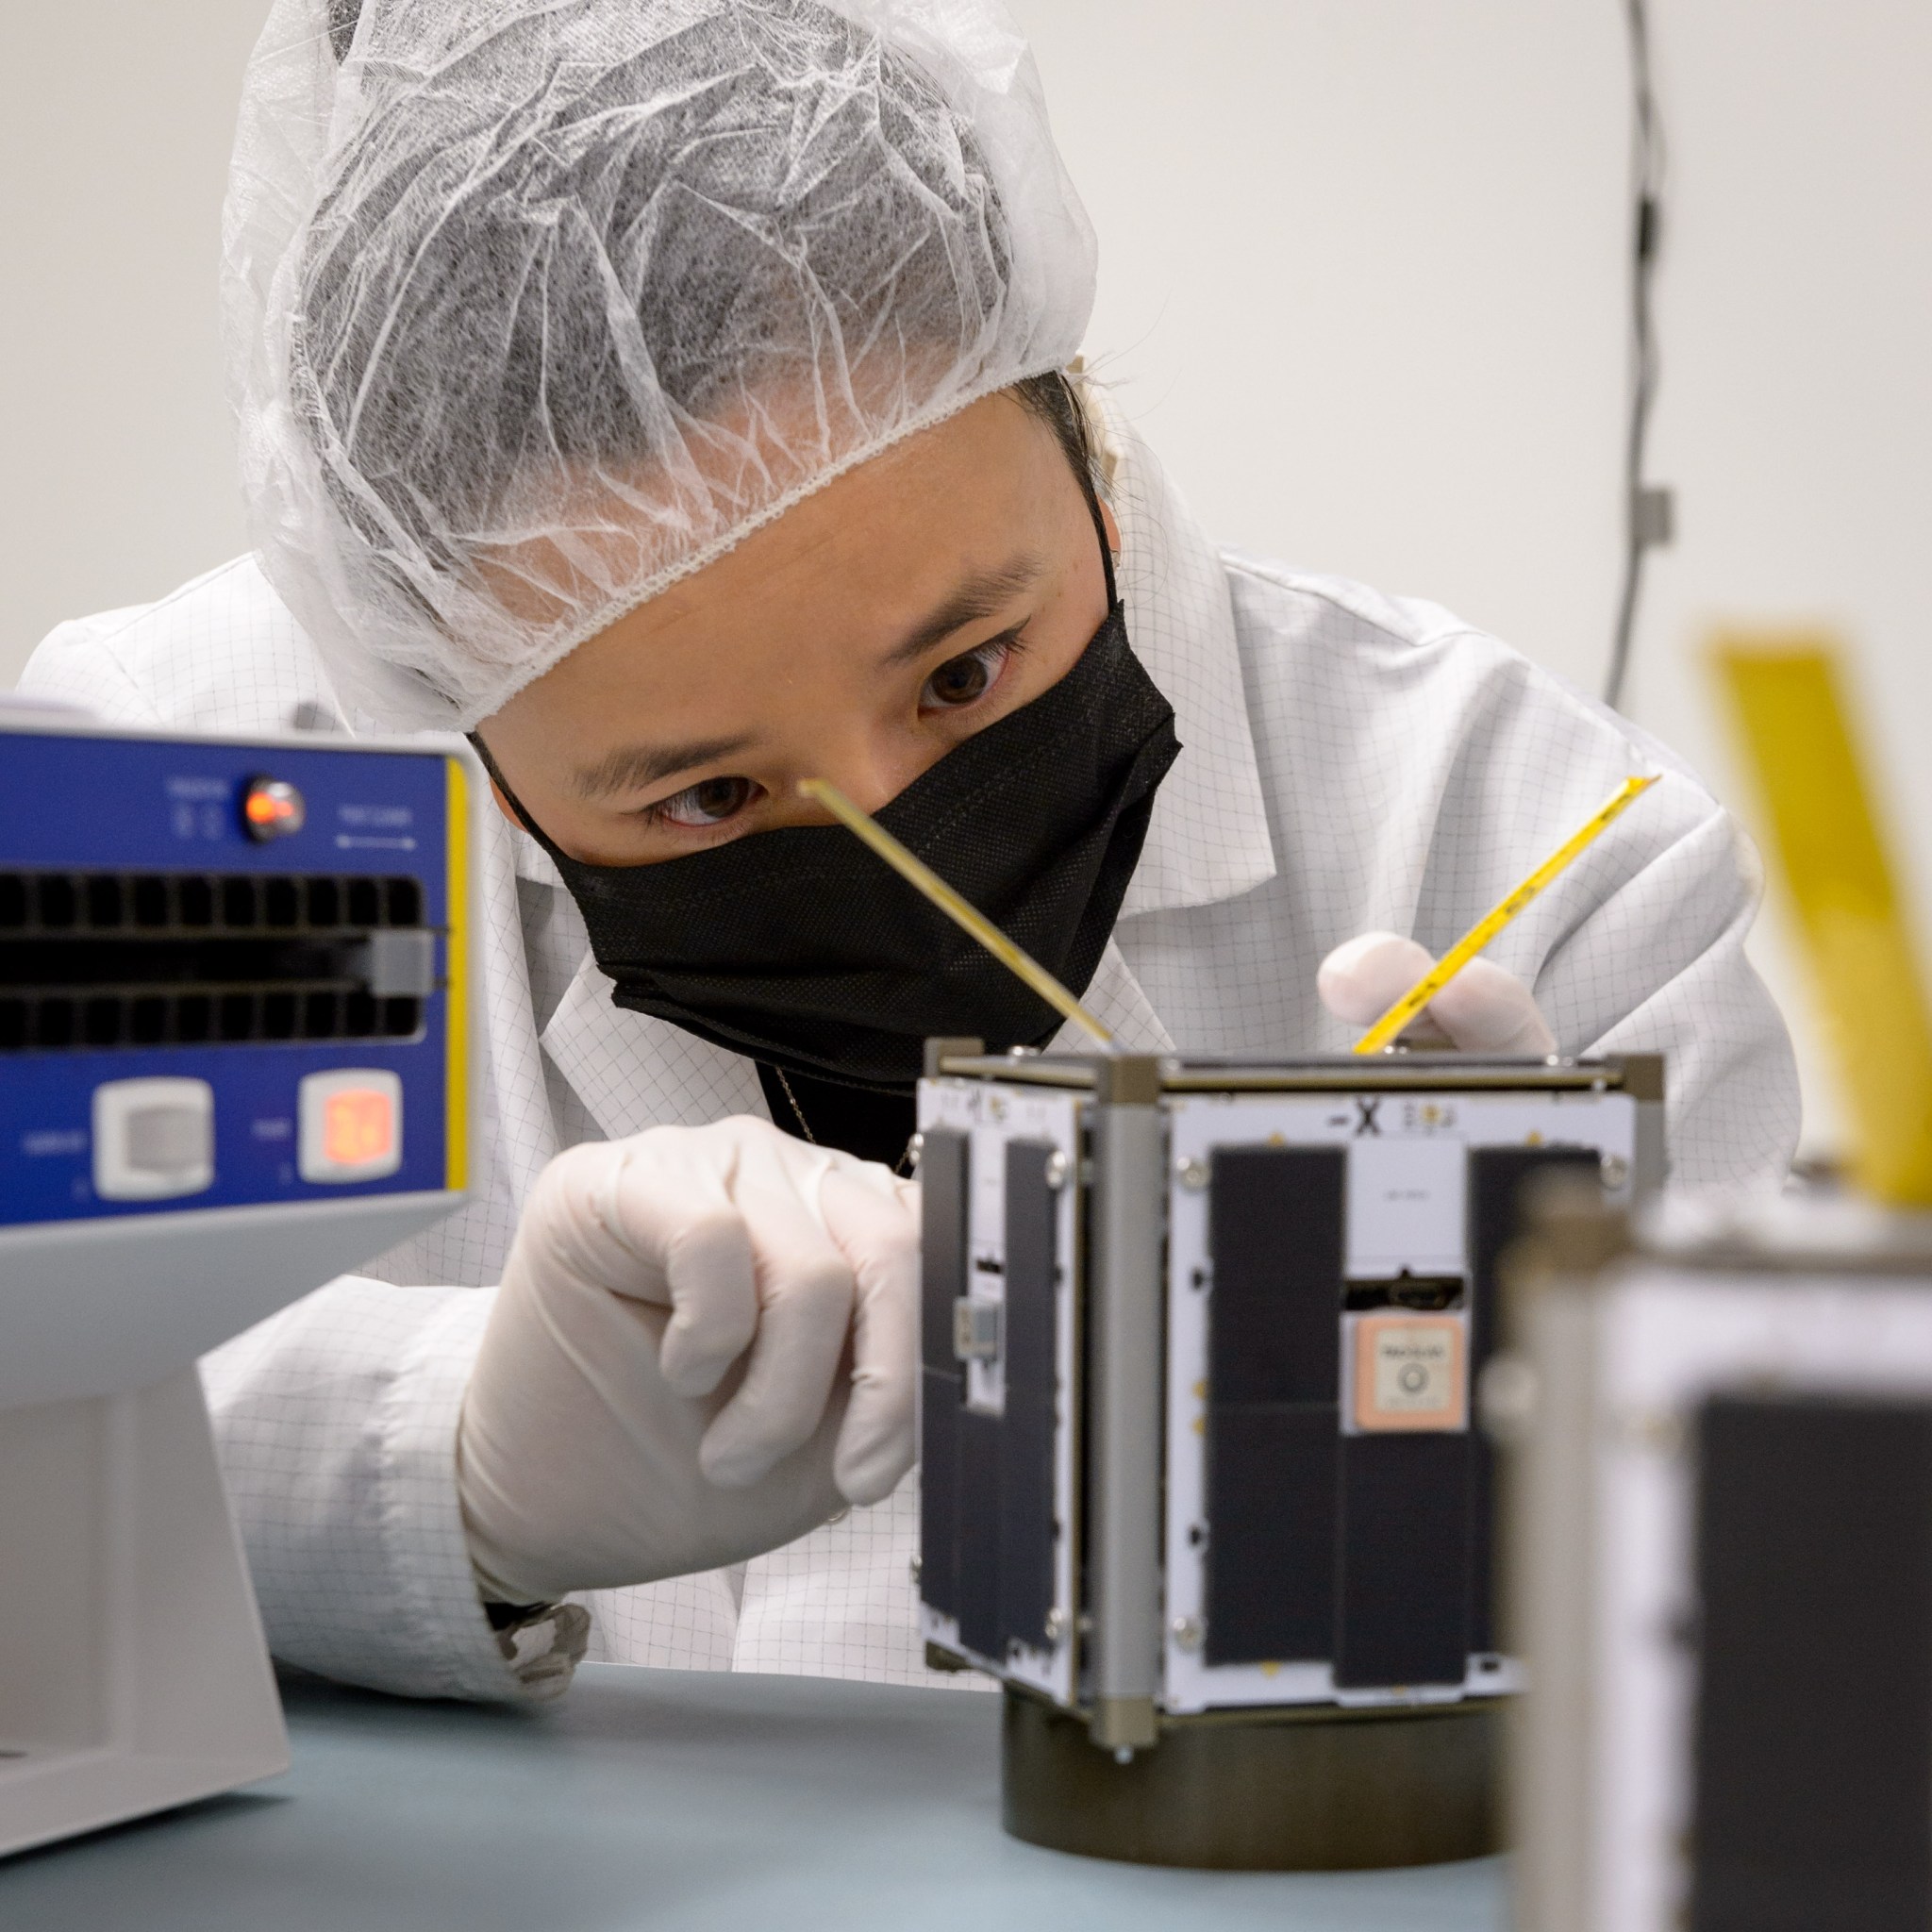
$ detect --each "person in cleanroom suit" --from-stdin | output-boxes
[21,0,1798,1705]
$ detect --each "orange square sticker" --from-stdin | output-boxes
[323,1088,394,1167]
[1352,1314,1466,1432]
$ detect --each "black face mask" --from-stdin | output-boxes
[483,601,1178,1090]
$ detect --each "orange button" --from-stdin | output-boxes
[324,1088,394,1167]
[299,1069,404,1183]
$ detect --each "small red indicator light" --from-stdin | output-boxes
[242,777,306,841]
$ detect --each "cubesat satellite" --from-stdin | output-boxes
[1507,1189,1932,1932]
[914,1040,1661,1869]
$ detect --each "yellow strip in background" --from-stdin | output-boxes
[1714,638,1932,1206]
[443,755,471,1193]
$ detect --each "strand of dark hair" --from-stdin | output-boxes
[1011,370,1100,506]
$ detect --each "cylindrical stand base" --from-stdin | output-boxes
[1002,1690,1503,1871]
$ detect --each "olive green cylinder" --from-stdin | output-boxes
[1001,1690,1504,1871]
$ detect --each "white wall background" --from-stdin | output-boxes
[1008,0,1932,1155]
[1013,0,1630,692]
[1,4,263,654]
[7,0,1930,1155]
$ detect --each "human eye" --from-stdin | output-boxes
[919,631,1024,712]
[643,774,761,829]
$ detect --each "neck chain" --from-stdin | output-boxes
[767,1062,917,1176]
[771,1064,817,1145]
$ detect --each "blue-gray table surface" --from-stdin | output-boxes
[0,1663,1507,1929]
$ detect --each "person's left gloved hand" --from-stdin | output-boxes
[458,1119,919,1606]
[1317,931,1557,1055]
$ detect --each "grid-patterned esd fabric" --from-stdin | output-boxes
[18,405,1801,1706]
[576,1479,989,1692]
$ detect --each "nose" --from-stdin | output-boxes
[802,733,944,821]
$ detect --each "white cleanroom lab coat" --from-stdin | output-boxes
[19,423,1799,1704]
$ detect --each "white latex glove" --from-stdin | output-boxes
[1317,931,1557,1056]
[458,1117,918,1604]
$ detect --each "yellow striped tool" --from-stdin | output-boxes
[798,776,1114,1049]
[1714,639,1932,1206]
[1353,773,1662,1057]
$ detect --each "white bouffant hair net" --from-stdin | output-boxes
[222,0,1098,732]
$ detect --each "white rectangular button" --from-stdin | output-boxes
[92,1078,215,1201]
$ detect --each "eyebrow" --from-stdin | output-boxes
[877,554,1050,668]
[569,734,754,801]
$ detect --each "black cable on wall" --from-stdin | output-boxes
[1605,0,1670,711]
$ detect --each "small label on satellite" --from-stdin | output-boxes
[953,1297,1002,1363]
[1353,1315,1466,1432]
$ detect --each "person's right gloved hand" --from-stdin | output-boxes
[1318,931,1557,1056]
[458,1116,918,1606]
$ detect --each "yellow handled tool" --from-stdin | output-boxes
[799,776,1114,1049]
[1714,639,1932,1206]
[1353,773,1662,1057]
